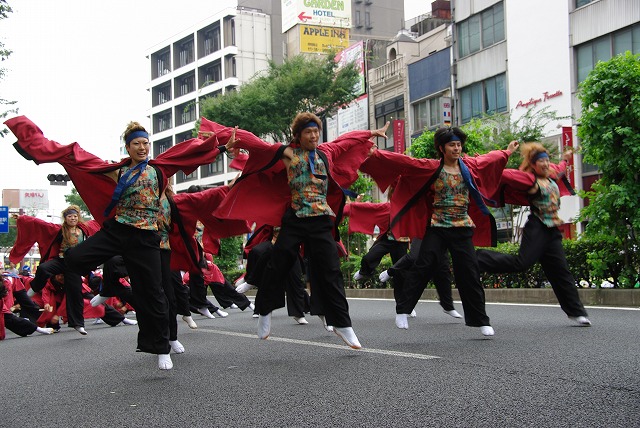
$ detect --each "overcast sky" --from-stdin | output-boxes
[0,0,428,215]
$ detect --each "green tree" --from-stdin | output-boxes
[199,53,360,143]
[64,187,92,219]
[578,51,640,286]
[0,0,18,136]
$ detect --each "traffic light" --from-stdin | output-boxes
[47,173,70,186]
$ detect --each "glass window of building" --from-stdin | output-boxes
[413,96,442,131]
[460,74,506,123]
[457,2,504,58]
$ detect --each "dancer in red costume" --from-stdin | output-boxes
[204,113,389,349]
[10,207,101,335]
[478,143,590,325]
[5,116,230,370]
[361,127,518,336]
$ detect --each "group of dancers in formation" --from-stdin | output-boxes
[0,111,591,370]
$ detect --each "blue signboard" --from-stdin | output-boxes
[0,206,8,234]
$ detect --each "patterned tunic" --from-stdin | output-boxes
[531,178,563,227]
[59,229,84,257]
[115,165,160,230]
[157,196,171,250]
[287,148,334,218]
[431,169,474,228]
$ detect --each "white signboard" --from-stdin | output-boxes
[282,0,352,33]
[19,189,49,210]
[325,94,369,141]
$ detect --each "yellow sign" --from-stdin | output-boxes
[299,25,349,53]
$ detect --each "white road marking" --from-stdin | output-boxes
[199,328,440,360]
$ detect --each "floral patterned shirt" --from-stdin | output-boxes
[157,195,171,250]
[115,164,160,230]
[59,229,84,257]
[287,147,334,218]
[431,169,474,228]
[531,178,563,227]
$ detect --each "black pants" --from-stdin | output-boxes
[398,227,490,327]
[210,279,251,310]
[29,257,85,328]
[171,271,192,316]
[4,313,38,336]
[476,215,587,317]
[65,219,170,355]
[188,273,219,312]
[81,291,126,326]
[160,250,178,341]
[258,210,351,328]
[12,289,42,323]
[389,239,455,311]
[247,240,310,318]
[360,234,408,290]
[101,256,136,308]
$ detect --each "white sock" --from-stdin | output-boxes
[36,327,53,335]
[158,354,173,370]
[122,318,138,325]
[170,340,185,354]
[182,315,198,329]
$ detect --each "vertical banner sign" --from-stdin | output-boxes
[562,126,575,187]
[0,206,9,234]
[441,97,452,126]
[393,120,405,153]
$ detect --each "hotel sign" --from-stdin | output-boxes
[282,0,352,33]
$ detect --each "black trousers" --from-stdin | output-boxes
[398,227,490,327]
[389,238,455,311]
[81,291,126,326]
[65,219,170,355]
[171,271,192,316]
[360,235,409,290]
[209,279,251,310]
[12,289,42,323]
[160,250,178,341]
[29,257,85,328]
[247,240,310,318]
[4,313,38,336]
[477,215,587,317]
[188,272,219,312]
[101,256,136,307]
[258,210,351,328]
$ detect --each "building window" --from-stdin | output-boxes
[202,61,222,87]
[153,137,172,158]
[204,26,221,56]
[355,11,361,27]
[201,157,224,178]
[413,96,442,131]
[155,50,170,78]
[576,0,595,7]
[154,110,172,133]
[154,83,171,106]
[178,40,194,68]
[176,102,197,126]
[457,2,504,58]
[365,11,372,29]
[231,19,236,46]
[459,74,507,123]
[575,24,640,83]
[178,74,195,97]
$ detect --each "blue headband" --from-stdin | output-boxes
[63,209,78,216]
[126,130,149,144]
[449,135,461,142]
[302,121,319,130]
[532,152,549,162]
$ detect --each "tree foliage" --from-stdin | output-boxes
[199,53,360,143]
[64,187,92,219]
[577,51,640,285]
[0,0,18,136]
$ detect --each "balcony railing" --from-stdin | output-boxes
[370,56,405,87]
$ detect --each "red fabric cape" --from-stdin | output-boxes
[342,202,390,235]
[10,216,101,264]
[488,161,575,207]
[360,149,511,246]
[200,118,373,227]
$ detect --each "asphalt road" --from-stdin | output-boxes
[1,298,638,427]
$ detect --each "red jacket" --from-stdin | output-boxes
[200,118,374,228]
[488,161,575,207]
[5,116,222,225]
[342,202,391,235]
[10,216,101,264]
[360,149,511,246]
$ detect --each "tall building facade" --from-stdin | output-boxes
[147,1,405,193]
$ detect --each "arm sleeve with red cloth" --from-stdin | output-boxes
[5,116,223,224]
[9,216,61,264]
[342,202,390,235]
